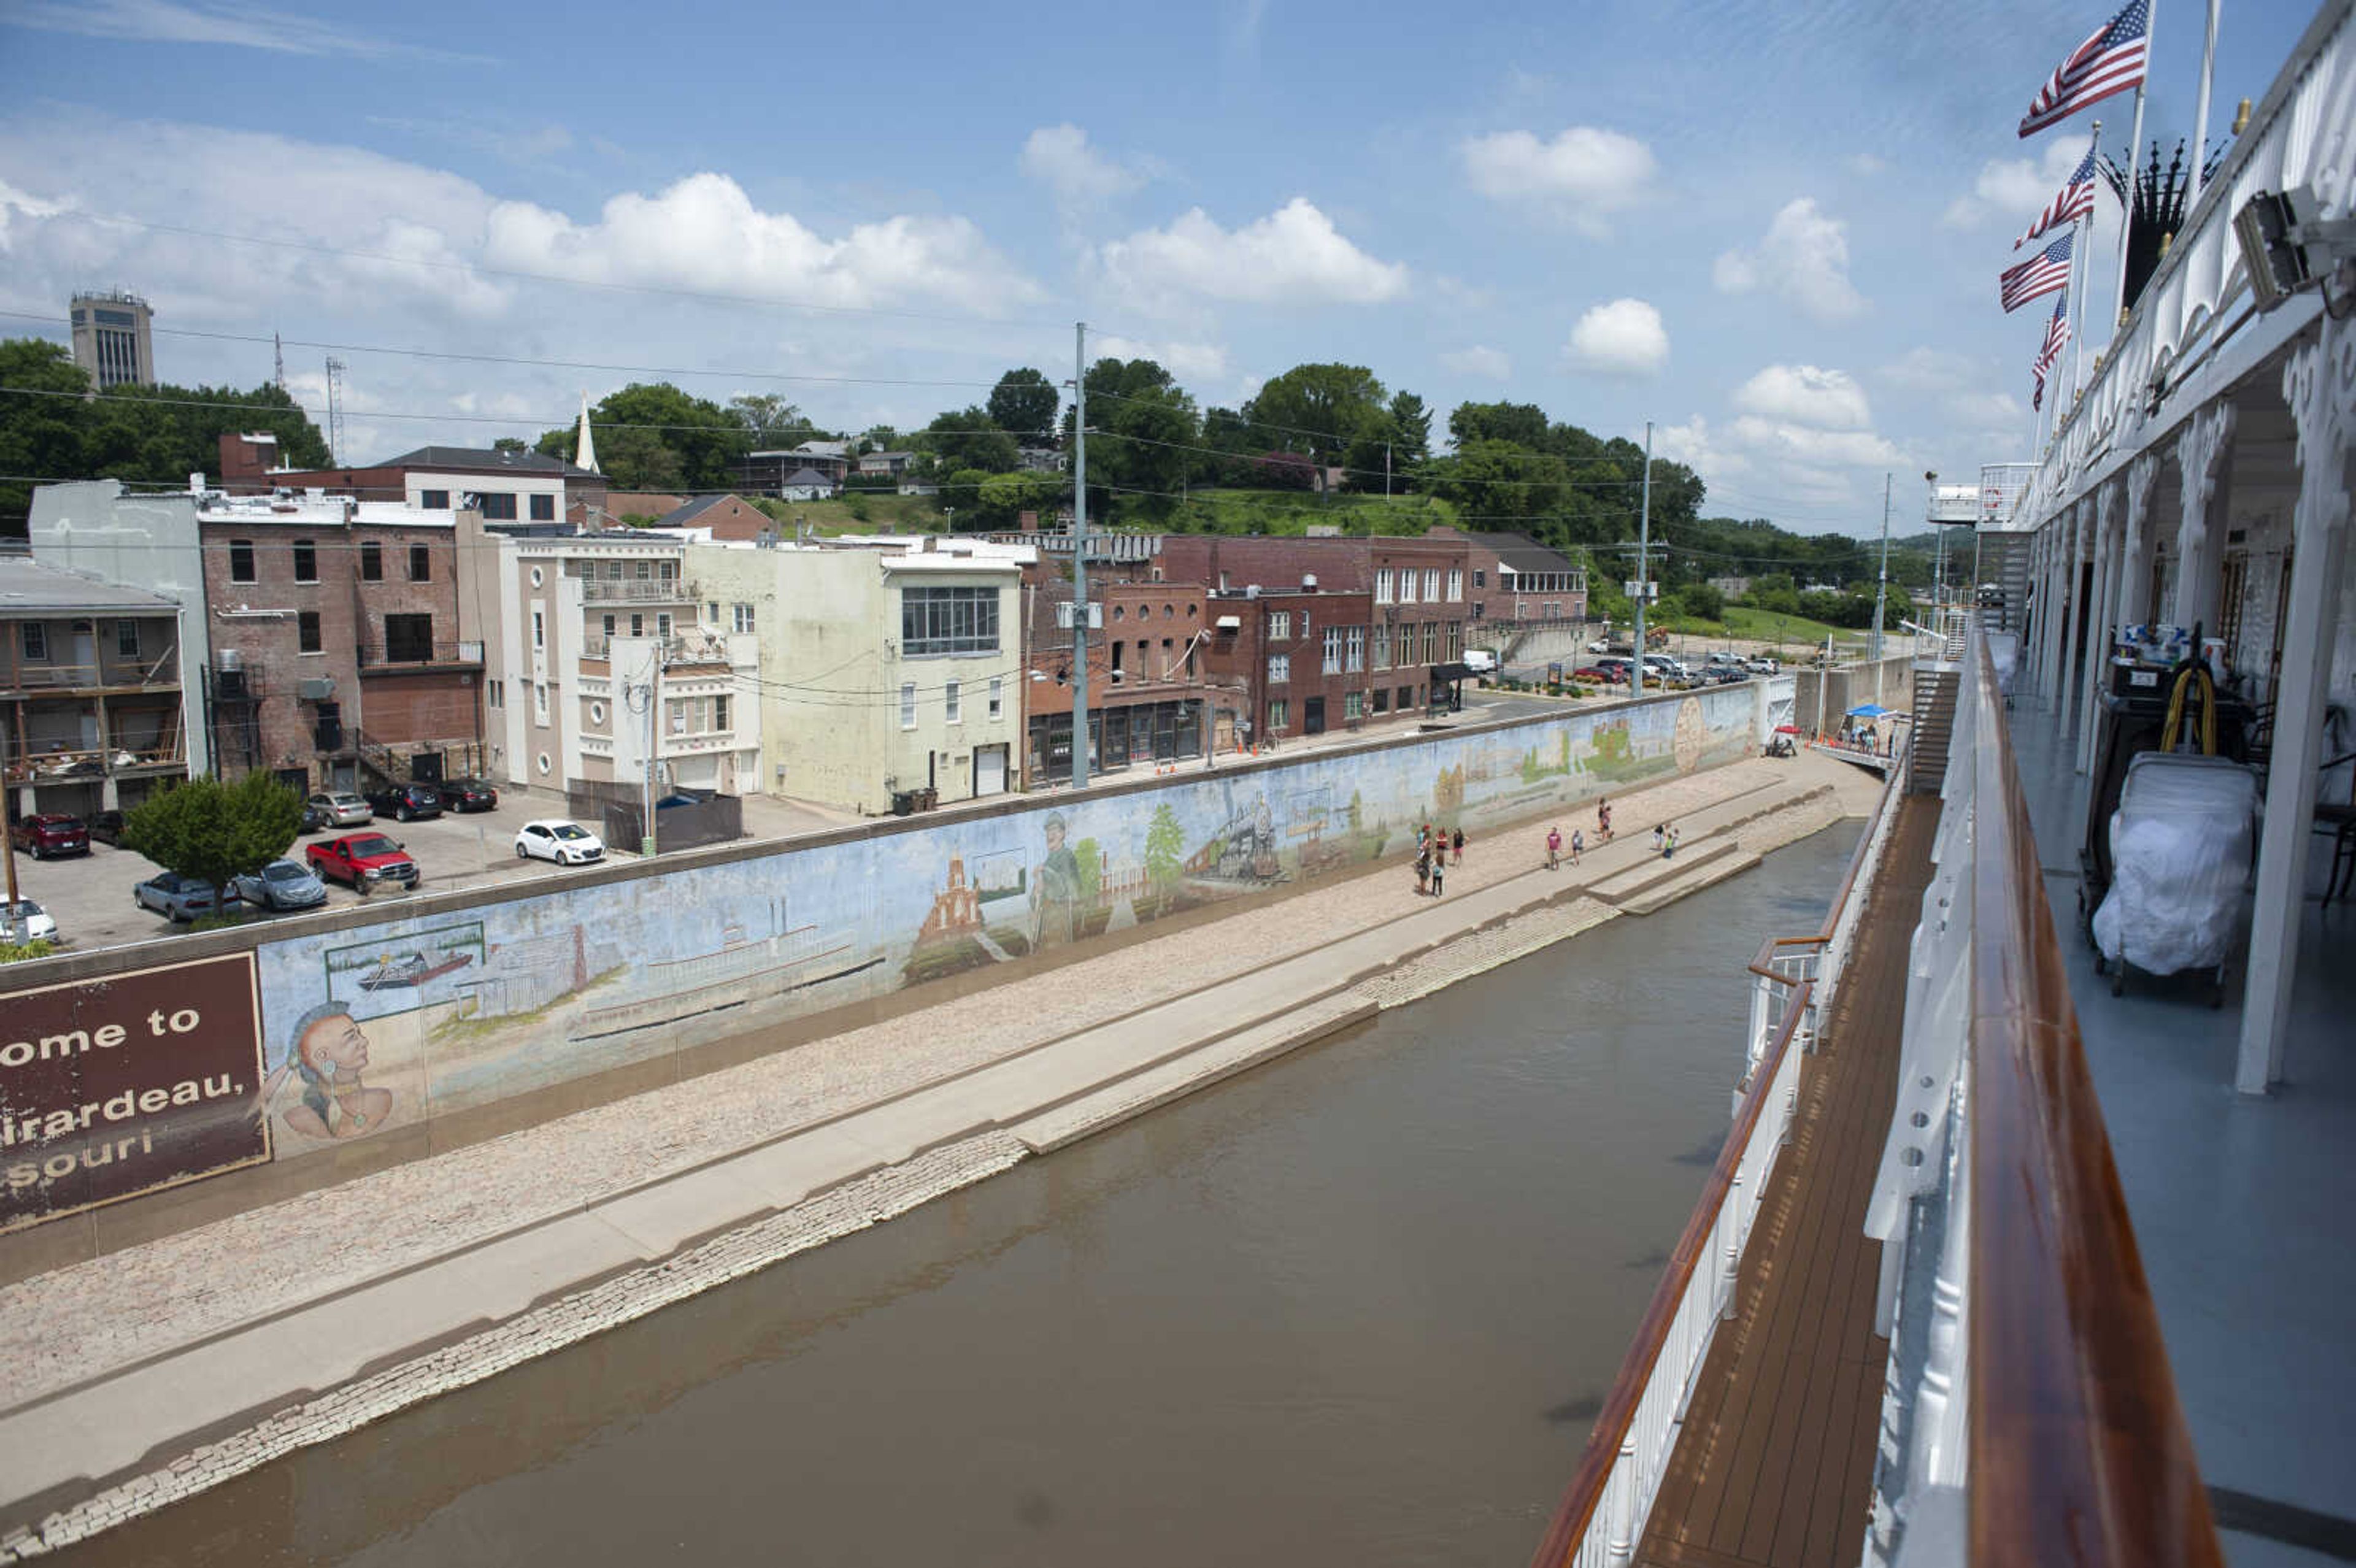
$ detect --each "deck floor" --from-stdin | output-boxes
[1633,797,1938,1568]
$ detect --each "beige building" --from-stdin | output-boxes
[493,531,760,799]
[687,536,1028,812]
[69,290,155,388]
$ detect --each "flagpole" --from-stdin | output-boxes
[2112,0,2154,329]
[2072,119,2100,415]
[2186,0,2222,213]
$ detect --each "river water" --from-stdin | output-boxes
[67,824,1858,1568]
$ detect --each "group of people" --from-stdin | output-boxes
[1544,797,1615,870]
[1414,823,1463,896]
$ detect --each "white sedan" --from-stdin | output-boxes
[515,818,606,867]
[4,899,58,943]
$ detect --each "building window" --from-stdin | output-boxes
[601,613,617,640]
[1268,652,1290,684]
[656,612,673,639]
[1396,569,1416,605]
[529,493,555,521]
[1398,684,1415,711]
[383,613,434,662]
[228,539,256,583]
[1447,621,1463,658]
[945,680,962,723]
[534,683,549,725]
[706,601,720,626]
[1266,698,1289,734]
[409,544,431,582]
[361,541,383,581]
[20,623,47,661]
[658,561,677,580]
[988,677,1003,719]
[1372,686,1390,714]
[1447,569,1464,601]
[531,609,545,651]
[714,694,730,731]
[1375,567,1393,604]
[420,489,450,510]
[1345,690,1365,721]
[1347,627,1365,673]
[732,602,756,634]
[1423,568,1442,601]
[1372,625,1390,670]
[901,585,999,656]
[1268,610,1292,640]
[292,539,318,583]
[634,559,652,580]
[478,493,518,521]
[630,613,645,636]
[1473,569,1487,588]
[296,610,322,654]
[488,680,502,709]
[115,619,141,658]
[900,682,917,729]
[1322,626,1342,675]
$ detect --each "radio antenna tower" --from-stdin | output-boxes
[324,355,347,466]
[273,332,285,391]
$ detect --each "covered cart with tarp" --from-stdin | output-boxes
[2089,752,2259,1004]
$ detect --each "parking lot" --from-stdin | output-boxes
[5,796,619,957]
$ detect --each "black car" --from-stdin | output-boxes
[87,809,127,846]
[436,778,500,813]
[364,783,445,823]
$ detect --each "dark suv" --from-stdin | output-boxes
[11,813,90,859]
[365,783,444,823]
[436,778,499,813]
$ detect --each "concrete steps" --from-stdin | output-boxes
[1620,849,1765,915]
[1589,837,1744,905]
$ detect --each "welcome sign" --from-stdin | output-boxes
[0,954,267,1234]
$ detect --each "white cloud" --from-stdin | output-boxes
[1095,198,1409,307]
[1441,345,1513,379]
[1712,198,1867,323]
[1947,390,2028,431]
[1847,153,1888,177]
[4,0,475,60]
[1728,416,1906,469]
[1940,140,2085,231]
[1878,346,1979,391]
[483,172,1043,316]
[1460,126,1657,234]
[1564,298,1668,377]
[1019,123,1145,212]
[1731,364,1872,430]
[1653,416,1752,480]
[1096,333,1230,380]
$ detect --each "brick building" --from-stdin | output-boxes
[194,493,485,790]
[1446,529,1589,628]
[1198,583,1449,748]
[653,494,774,541]
[1,558,193,821]
[1020,572,1215,784]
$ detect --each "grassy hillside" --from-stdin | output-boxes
[1148,488,1461,537]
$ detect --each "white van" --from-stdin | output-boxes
[1462,650,1498,677]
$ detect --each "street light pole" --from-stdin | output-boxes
[1070,321,1091,792]
[1632,420,1653,696]
[1871,472,1892,662]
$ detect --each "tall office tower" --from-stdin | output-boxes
[69,290,156,387]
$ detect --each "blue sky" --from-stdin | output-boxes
[0,0,2321,534]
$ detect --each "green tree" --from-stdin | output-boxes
[976,471,1045,529]
[492,436,528,453]
[987,369,1059,441]
[728,393,812,450]
[920,408,1021,476]
[0,340,94,530]
[1679,582,1727,621]
[1244,363,1388,462]
[581,425,686,493]
[1448,400,1550,449]
[537,382,747,490]
[1144,804,1184,910]
[121,771,302,898]
[1428,439,1569,525]
[945,469,993,526]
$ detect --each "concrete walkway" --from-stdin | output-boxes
[0,751,1876,1557]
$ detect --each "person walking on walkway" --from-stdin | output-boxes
[1653,823,1666,856]
[1451,827,1464,866]
[1570,828,1585,865]
[1415,848,1430,895]
[1430,855,1445,896]
[1664,823,1680,861]
[1546,826,1562,870]
[1597,797,1613,841]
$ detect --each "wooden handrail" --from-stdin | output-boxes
[1964,636,2222,1568]
[1527,976,1815,1568]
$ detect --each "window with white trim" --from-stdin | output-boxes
[1397,569,1416,604]
[1266,698,1289,734]
[945,680,961,724]
[1375,567,1394,604]
[988,677,1003,719]
[1447,568,1463,601]
[534,682,549,725]
[900,682,917,729]
[901,585,999,655]
[1345,626,1365,672]
[1322,626,1342,675]
[1372,625,1390,670]
[732,602,756,634]
[1422,568,1441,601]
[1268,653,1290,684]
[1267,610,1291,640]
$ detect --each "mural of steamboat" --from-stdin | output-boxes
[572,898,876,1040]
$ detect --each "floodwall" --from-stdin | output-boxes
[0,685,1760,1247]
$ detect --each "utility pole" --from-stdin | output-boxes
[640,647,661,858]
[1632,420,1654,696]
[1871,473,1892,661]
[1927,471,1945,625]
[1070,321,1091,791]
[1384,440,1393,499]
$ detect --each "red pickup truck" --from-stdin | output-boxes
[306,832,421,893]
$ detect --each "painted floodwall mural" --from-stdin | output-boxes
[161,690,1757,1186]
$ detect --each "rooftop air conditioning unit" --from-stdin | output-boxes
[1244,585,1261,599]
[215,647,244,672]
[1302,574,1317,590]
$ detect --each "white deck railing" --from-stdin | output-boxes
[1531,743,1909,1568]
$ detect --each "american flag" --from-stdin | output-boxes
[2015,147,2100,249]
[2019,0,2150,137]
[2001,232,2076,312]
[2031,297,2071,409]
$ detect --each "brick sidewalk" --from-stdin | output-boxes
[0,754,1845,1412]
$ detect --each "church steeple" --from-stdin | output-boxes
[574,390,599,475]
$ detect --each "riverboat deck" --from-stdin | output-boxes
[1632,798,1938,1568]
